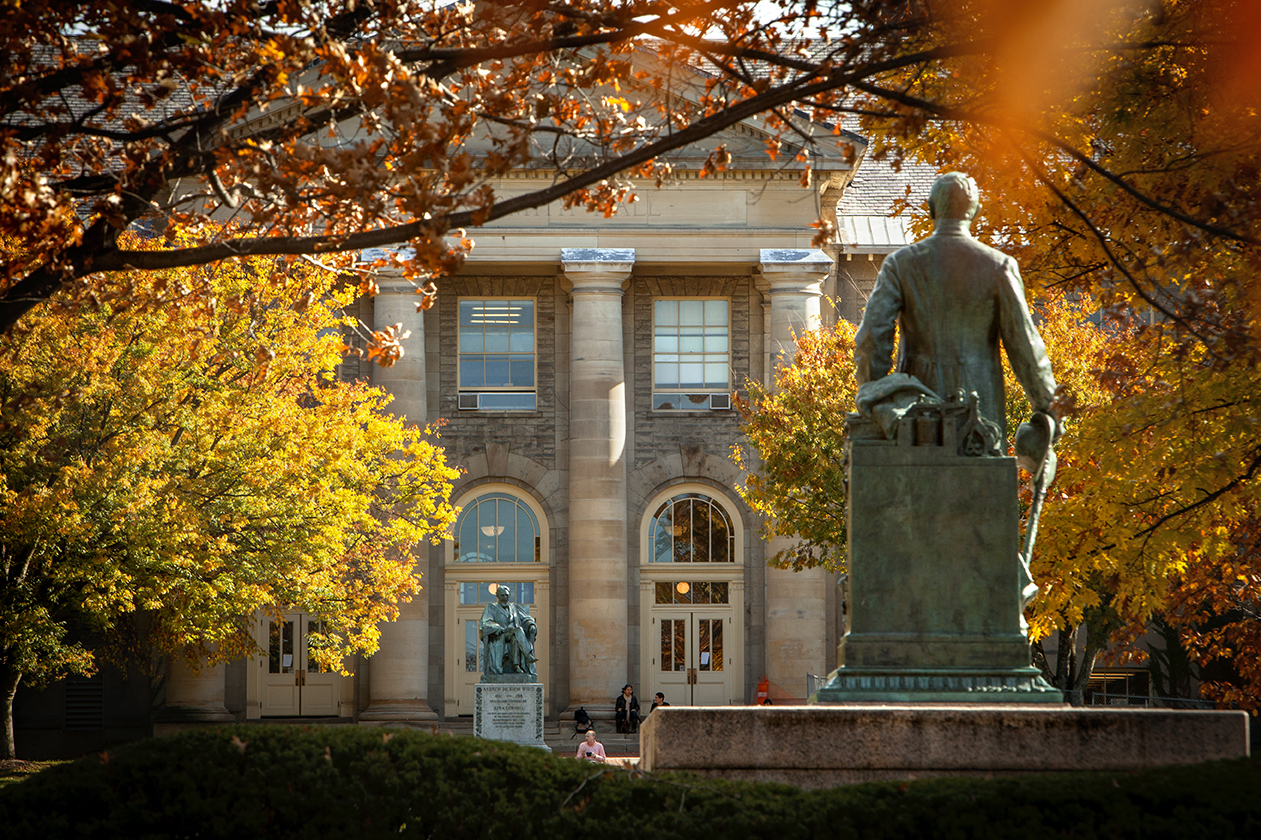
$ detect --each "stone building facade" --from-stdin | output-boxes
[15,117,935,756]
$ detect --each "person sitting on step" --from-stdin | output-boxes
[614,683,641,734]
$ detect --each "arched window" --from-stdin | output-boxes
[454,492,541,562]
[648,493,735,563]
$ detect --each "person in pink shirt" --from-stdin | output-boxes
[575,728,606,762]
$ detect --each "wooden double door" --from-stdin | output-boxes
[254,612,342,716]
[649,609,733,706]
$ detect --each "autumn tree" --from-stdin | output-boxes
[734,316,857,573]
[0,236,460,759]
[14,1,1249,339]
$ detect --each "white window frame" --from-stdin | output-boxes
[457,297,538,411]
[651,297,731,412]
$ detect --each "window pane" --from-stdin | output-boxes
[674,580,692,604]
[679,299,703,325]
[712,581,729,603]
[655,299,678,326]
[679,330,703,353]
[484,356,510,386]
[484,325,510,353]
[460,359,484,387]
[704,363,728,389]
[654,363,677,389]
[509,329,533,353]
[693,581,712,604]
[711,517,730,563]
[517,581,535,604]
[704,299,728,324]
[654,334,678,353]
[516,508,534,563]
[476,393,536,410]
[514,300,534,326]
[459,515,479,561]
[692,501,712,563]
[703,333,728,353]
[460,330,484,353]
[652,505,672,562]
[498,498,518,561]
[510,357,534,387]
[459,300,479,327]
[679,363,703,388]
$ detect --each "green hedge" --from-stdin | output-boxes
[1,725,1257,839]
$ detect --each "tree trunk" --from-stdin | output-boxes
[1,664,21,760]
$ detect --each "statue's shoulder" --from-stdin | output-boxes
[963,236,1015,268]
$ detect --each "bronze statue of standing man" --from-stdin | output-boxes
[854,172,1058,441]
[854,172,1061,604]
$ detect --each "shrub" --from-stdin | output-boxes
[0,725,1257,839]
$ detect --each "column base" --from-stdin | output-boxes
[358,700,439,722]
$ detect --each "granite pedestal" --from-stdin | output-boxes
[473,675,549,751]
[815,436,1059,703]
[640,705,1249,788]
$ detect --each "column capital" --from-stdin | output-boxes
[562,247,635,293]
[759,248,832,295]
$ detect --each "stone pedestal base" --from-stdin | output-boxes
[474,677,549,751]
[640,705,1250,788]
[826,439,1063,703]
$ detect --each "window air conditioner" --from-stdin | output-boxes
[458,393,480,410]
[709,393,732,411]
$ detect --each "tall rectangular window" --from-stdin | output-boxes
[652,298,730,410]
[459,299,536,411]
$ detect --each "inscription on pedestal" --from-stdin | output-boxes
[474,682,549,750]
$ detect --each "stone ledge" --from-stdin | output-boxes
[640,705,1249,788]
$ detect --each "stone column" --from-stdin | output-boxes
[562,248,634,710]
[759,249,832,699]
[361,280,437,721]
[154,653,234,733]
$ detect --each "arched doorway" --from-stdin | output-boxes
[443,486,551,716]
[639,486,745,706]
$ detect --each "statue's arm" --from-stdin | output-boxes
[854,256,903,385]
[479,613,506,636]
[998,257,1057,415]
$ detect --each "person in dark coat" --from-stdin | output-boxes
[615,683,641,733]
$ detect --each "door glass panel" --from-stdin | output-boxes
[711,620,723,672]
[269,620,294,674]
[672,620,686,671]
[699,619,712,671]
[465,620,479,672]
[661,619,686,672]
[306,619,329,674]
